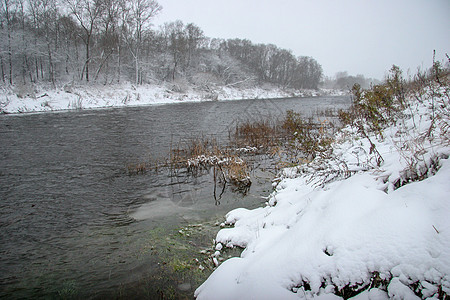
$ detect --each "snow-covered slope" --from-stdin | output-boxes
[0,83,344,114]
[195,89,450,299]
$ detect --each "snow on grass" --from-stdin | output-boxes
[0,82,344,114]
[195,91,450,299]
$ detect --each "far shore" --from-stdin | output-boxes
[0,82,347,115]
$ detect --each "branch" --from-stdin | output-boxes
[225,76,256,87]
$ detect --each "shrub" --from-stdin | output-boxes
[340,66,406,136]
[282,110,334,160]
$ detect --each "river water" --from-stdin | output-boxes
[0,96,350,298]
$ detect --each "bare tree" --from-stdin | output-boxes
[1,0,16,84]
[28,0,59,84]
[65,0,104,81]
[121,0,161,84]
[95,0,122,82]
[164,20,187,80]
[185,22,204,66]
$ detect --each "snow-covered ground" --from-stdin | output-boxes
[195,88,450,299]
[0,82,346,114]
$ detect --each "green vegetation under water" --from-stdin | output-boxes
[92,221,241,300]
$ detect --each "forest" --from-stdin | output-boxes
[0,0,323,90]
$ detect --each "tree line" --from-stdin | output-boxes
[322,72,381,90]
[0,0,323,89]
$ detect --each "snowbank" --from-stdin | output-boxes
[0,82,345,114]
[195,90,450,299]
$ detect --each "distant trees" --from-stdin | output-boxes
[0,1,323,90]
[322,72,380,90]
[220,39,323,89]
[157,20,205,80]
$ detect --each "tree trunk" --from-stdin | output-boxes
[117,44,120,83]
[40,58,44,79]
[134,44,139,85]
[135,56,139,85]
[7,30,13,84]
[94,50,113,82]
[25,56,33,83]
[21,55,27,84]
[172,57,178,81]
[65,54,69,74]
[85,37,90,82]
[47,44,54,84]
[35,57,39,80]
[0,56,5,83]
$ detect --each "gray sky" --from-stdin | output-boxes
[153,0,450,80]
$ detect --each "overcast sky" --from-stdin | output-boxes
[153,0,449,80]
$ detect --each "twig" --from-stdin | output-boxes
[37,93,48,98]
[432,225,440,234]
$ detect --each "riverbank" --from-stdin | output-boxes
[0,82,345,114]
[195,73,450,299]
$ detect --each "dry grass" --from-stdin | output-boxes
[127,162,148,175]
[233,119,282,149]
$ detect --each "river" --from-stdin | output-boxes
[0,96,350,298]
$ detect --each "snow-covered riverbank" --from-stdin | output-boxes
[0,82,345,114]
[195,85,450,299]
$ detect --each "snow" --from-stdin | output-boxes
[195,91,450,299]
[0,82,345,114]
[351,288,388,299]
